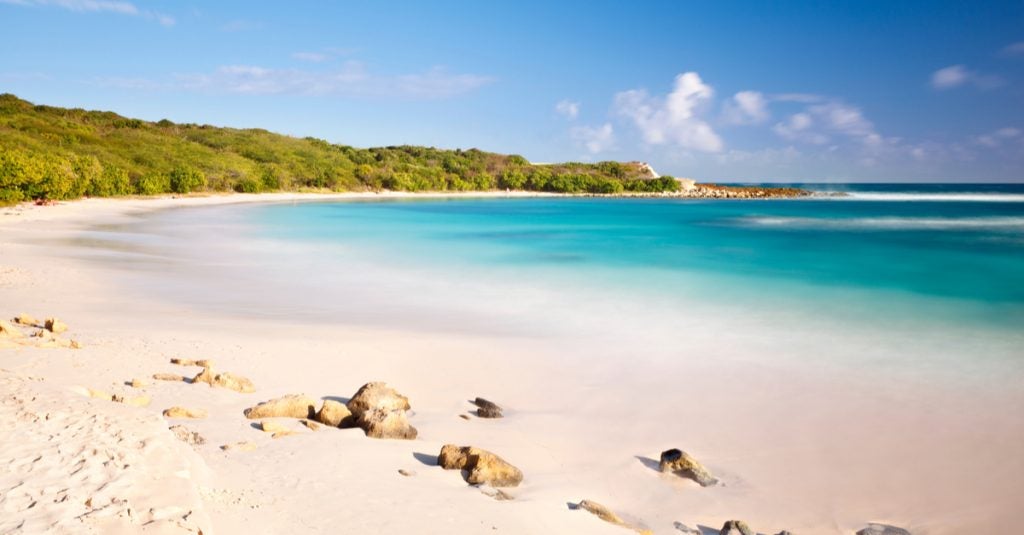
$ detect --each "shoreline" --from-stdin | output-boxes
[2,194,1023,534]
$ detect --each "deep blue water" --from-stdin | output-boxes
[242,184,1024,330]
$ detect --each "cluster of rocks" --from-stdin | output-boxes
[48,321,909,534]
[239,382,418,440]
[0,313,81,349]
[678,184,810,199]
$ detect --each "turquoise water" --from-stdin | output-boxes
[241,185,1024,331]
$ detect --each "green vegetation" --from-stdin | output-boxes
[0,94,680,205]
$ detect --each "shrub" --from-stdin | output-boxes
[134,173,169,195]
[168,166,207,194]
[233,176,262,193]
[88,165,131,197]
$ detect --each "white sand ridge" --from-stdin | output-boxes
[0,370,212,534]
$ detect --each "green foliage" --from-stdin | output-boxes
[233,176,263,193]
[168,166,206,194]
[88,165,131,197]
[134,173,169,195]
[0,93,680,204]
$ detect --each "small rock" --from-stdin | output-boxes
[672,522,701,534]
[128,378,149,388]
[259,419,291,434]
[300,419,322,431]
[220,441,257,452]
[171,358,213,367]
[357,407,418,440]
[243,394,317,419]
[575,500,652,534]
[163,406,208,419]
[169,425,206,446]
[473,397,503,418]
[398,469,416,477]
[152,373,185,382]
[857,524,912,535]
[720,520,754,535]
[0,319,24,338]
[116,394,151,407]
[315,399,354,428]
[212,372,255,393]
[13,313,38,326]
[578,500,624,525]
[659,448,718,487]
[346,382,411,418]
[459,414,471,420]
[192,367,216,386]
[775,531,795,535]
[478,485,514,501]
[44,317,68,334]
[438,444,522,487]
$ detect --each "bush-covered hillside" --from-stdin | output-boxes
[0,94,679,204]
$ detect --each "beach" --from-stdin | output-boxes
[3,193,1024,535]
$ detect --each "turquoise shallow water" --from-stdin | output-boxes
[242,184,1024,332]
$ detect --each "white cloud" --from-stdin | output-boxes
[1,0,174,24]
[1002,41,1024,56]
[773,101,882,147]
[773,112,828,144]
[613,72,723,152]
[974,127,1021,147]
[931,65,970,89]
[99,62,493,100]
[722,90,769,125]
[292,52,330,63]
[555,99,580,120]
[570,123,614,153]
[930,64,1003,90]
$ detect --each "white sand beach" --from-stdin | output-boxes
[3,194,1024,535]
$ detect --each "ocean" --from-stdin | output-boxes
[84,183,1024,382]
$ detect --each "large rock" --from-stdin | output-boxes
[473,397,503,418]
[243,394,316,419]
[857,524,912,535]
[438,444,522,487]
[357,407,418,439]
[316,399,354,428]
[346,382,411,417]
[720,520,754,535]
[659,448,717,487]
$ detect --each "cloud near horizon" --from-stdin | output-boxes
[570,123,614,154]
[0,0,174,25]
[613,72,723,153]
[95,61,494,99]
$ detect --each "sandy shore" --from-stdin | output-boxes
[2,194,1023,534]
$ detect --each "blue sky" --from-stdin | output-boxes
[2,0,1023,182]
